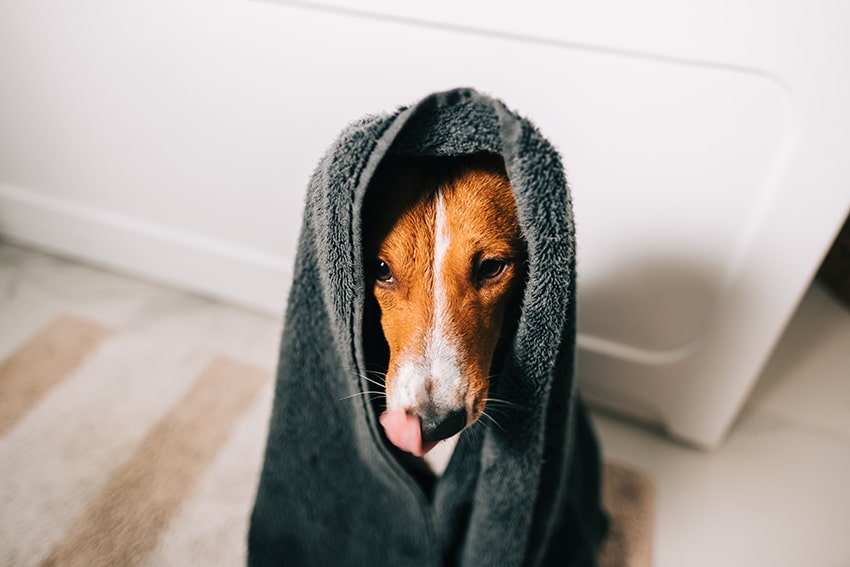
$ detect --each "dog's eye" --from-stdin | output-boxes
[477,259,507,282]
[375,259,394,283]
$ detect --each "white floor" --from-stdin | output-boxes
[2,241,848,566]
[595,278,850,566]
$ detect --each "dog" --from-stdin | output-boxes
[363,153,527,474]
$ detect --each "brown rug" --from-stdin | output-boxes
[0,316,653,566]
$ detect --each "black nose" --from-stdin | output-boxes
[419,409,467,443]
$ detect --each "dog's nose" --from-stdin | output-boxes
[419,408,467,443]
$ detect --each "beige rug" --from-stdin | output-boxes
[0,316,653,566]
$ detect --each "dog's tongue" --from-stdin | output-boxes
[380,411,437,457]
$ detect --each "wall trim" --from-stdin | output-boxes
[0,182,290,315]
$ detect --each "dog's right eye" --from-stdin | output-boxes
[477,258,507,282]
[375,259,394,283]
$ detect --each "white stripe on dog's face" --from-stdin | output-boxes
[384,193,465,413]
[392,193,464,412]
[365,157,525,432]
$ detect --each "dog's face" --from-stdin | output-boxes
[364,156,525,454]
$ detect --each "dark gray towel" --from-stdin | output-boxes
[248,88,608,566]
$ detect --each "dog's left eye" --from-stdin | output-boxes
[375,259,394,283]
[477,258,507,281]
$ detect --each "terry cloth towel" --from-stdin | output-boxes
[249,88,609,566]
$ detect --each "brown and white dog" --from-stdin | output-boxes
[363,153,527,473]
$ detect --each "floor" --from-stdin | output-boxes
[1,241,848,567]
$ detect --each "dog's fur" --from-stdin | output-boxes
[363,153,526,470]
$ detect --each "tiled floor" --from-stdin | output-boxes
[2,241,848,566]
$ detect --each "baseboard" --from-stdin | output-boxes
[0,182,290,315]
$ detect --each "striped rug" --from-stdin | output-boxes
[0,316,652,567]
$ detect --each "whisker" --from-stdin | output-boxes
[479,411,506,432]
[467,420,487,443]
[482,397,529,410]
[362,376,386,389]
[338,395,385,405]
[338,390,387,401]
[357,372,387,389]
[482,406,511,420]
[362,369,388,379]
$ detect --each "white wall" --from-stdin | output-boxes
[2,0,849,446]
[0,0,321,311]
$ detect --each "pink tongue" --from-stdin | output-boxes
[380,411,438,456]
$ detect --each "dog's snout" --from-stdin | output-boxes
[419,408,467,443]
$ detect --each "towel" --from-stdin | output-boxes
[248,88,608,566]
